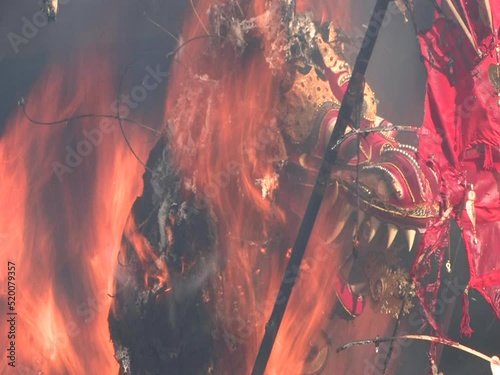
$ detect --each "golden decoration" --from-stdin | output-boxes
[363,248,415,318]
[489,63,500,91]
[281,22,381,146]
[301,331,330,375]
[281,66,340,144]
[465,184,478,244]
[489,63,500,106]
[317,23,378,122]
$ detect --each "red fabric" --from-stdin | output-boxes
[416,1,500,330]
[460,287,473,337]
[410,216,450,334]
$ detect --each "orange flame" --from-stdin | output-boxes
[51,0,59,15]
[0,50,153,374]
[297,0,351,26]
[0,1,355,373]
[166,1,347,373]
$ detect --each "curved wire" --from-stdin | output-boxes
[114,34,221,173]
[337,334,498,366]
[19,34,221,174]
[190,0,209,35]
[330,124,419,152]
[19,102,160,133]
[144,13,181,43]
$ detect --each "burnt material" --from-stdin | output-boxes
[108,137,217,375]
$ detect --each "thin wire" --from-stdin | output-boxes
[190,0,210,35]
[19,103,160,133]
[450,223,464,272]
[330,124,419,152]
[20,34,220,174]
[115,35,220,173]
[443,0,482,57]
[144,13,181,43]
[337,334,498,365]
[234,0,245,17]
[382,302,406,373]
[353,79,365,256]
[483,0,495,35]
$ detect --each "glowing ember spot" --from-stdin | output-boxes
[123,215,170,288]
[42,0,58,21]
[256,172,279,199]
[51,0,59,14]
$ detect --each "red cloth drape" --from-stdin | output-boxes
[415,0,500,328]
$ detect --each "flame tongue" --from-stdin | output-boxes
[0,51,151,374]
[53,0,59,13]
[164,1,353,373]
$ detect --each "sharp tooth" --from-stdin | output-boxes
[405,229,417,251]
[326,203,354,243]
[357,210,365,228]
[330,181,339,206]
[387,224,398,248]
[353,211,365,238]
[368,216,381,242]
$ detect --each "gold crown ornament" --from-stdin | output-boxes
[280,65,341,146]
[316,25,378,122]
[280,23,379,149]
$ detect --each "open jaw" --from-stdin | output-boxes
[324,180,436,249]
[313,161,442,320]
[327,176,429,254]
[278,175,437,374]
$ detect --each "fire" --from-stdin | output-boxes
[51,0,59,15]
[166,1,347,373]
[0,1,357,374]
[0,50,153,374]
[296,0,350,26]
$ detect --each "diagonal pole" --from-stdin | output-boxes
[250,1,392,374]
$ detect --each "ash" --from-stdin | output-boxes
[108,137,218,375]
[208,1,319,69]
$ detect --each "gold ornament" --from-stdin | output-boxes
[280,23,380,146]
[370,267,415,318]
[363,248,415,318]
[281,66,340,144]
[489,62,500,107]
[317,24,378,122]
[465,184,478,244]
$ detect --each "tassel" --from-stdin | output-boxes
[465,185,478,244]
[460,286,474,337]
[484,145,494,170]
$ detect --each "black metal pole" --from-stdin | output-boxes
[250,1,392,374]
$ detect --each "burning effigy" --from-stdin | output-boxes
[1,0,500,374]
[107,0,500,374]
